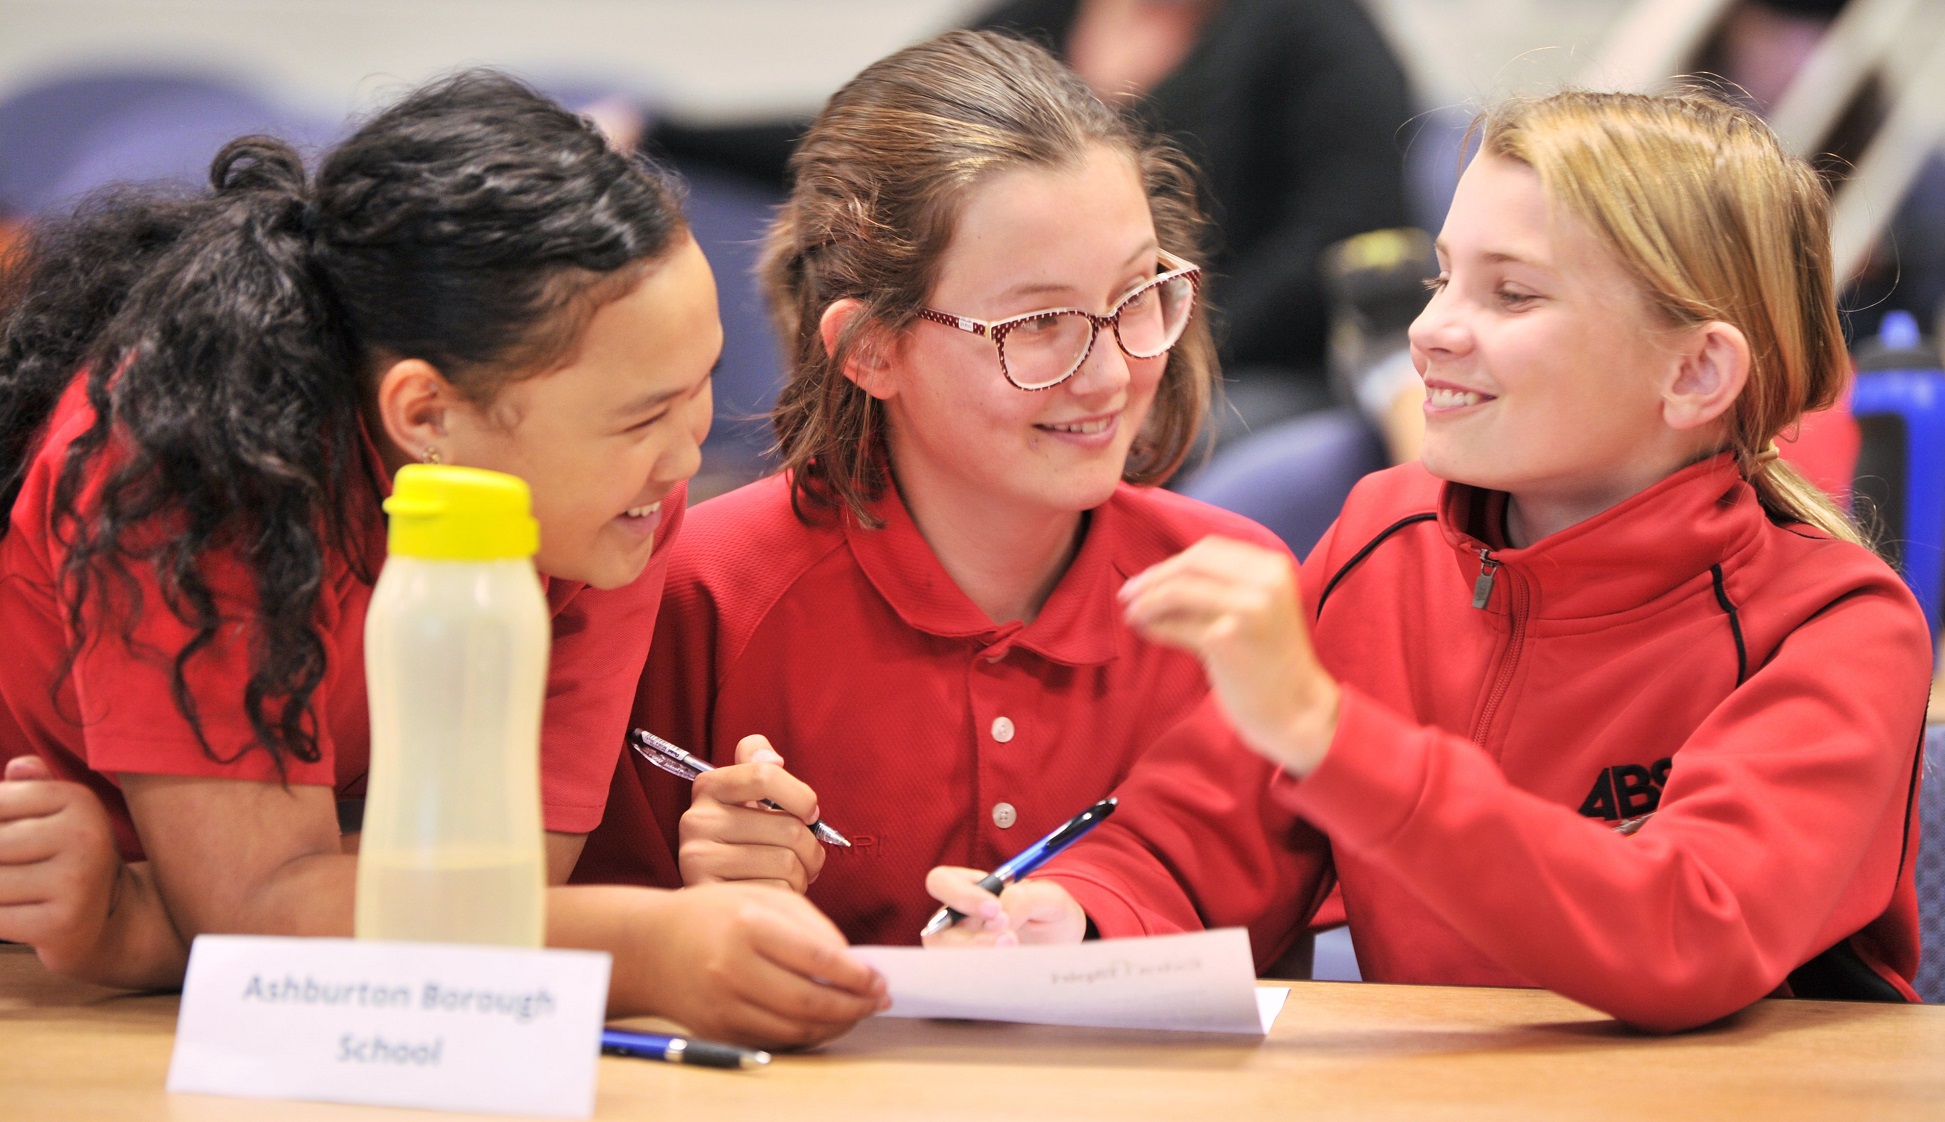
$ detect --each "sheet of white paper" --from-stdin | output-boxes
[1255,985,1289,1029]
[851,928,1282,1034]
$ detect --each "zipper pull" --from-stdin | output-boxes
[1472,549,1499,610]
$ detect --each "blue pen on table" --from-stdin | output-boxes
[601,1027,770,1070]
[627,727,852,847]
[919,797,1117,938]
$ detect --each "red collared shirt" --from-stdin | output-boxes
[572,472,1287,945]
[0,380,682,856]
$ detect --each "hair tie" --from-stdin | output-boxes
[1742,437,1781,476]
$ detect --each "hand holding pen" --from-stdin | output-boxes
[919,798,1115,947]
[630,728,850,895]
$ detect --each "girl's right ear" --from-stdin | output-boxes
[819,298,898,400]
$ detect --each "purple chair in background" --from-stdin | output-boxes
[1179,406,1389,562]
[0,71,335,217]
[4,70,787,493]
[535,80,788,493]
[1916,725,1945,1003]
[670,162,788,491]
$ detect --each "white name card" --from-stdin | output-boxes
[167,935,611,1118]
[853,927,1287,1034]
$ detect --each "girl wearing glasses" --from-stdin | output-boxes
[572,30,1294,949]
[0,72,885,1047]
[924,89,1933,1031]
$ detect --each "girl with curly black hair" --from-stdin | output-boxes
[0,70,882,1048]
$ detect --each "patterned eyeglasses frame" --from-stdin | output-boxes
[915,250,1203,391]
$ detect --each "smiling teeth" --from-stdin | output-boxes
[1426,387,1485,409]
[623,502,661,519]
[1044,418,1111,435]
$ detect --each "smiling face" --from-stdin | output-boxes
[877,144,1168,523]
[441,235,720,588]
[1410,153,1704,535]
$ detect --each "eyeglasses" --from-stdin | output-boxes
[915,250,1203,391]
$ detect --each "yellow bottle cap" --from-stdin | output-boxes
[384,465,540,560]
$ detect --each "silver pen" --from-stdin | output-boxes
[627,728,852,847]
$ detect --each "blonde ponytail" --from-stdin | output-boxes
[1751,458,1865,546]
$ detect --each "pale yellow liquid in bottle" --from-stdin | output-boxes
[355,557,550,947]
[355,850,545,946]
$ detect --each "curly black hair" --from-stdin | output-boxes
[0,70,687,771]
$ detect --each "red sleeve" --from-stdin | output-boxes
[73,543,341,788]
[633,505,721,764]
[564,508,715,886]
[1034,696,1334,971]
[1276,581,1930,1032]
[596,513,728,879]
[536,482,687,834]
[2,385,348,820]
[1035,505,1353,968]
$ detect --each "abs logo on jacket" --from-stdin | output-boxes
[1579,757,1673,829]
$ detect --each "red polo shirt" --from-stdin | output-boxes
[572,472,1290,947]
[0,381,682,858]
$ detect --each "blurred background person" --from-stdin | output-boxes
[1690,0,1944,343]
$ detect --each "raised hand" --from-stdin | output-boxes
[1119,536,1341,775]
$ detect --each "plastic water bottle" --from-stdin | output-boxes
[354,465,550,946]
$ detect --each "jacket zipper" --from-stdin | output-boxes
[1471,548,1499,610]
[1469,548,1527,746]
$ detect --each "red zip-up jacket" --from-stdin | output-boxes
[1039,454,1933,1032]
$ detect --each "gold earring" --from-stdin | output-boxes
[421,446,442,465]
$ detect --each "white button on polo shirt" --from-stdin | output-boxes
[991,716,1015,743]
[991,802,1018,828]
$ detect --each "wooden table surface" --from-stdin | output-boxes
[4,943,1943,1121]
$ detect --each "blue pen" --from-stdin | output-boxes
[627,728,852,847]
[919,797,1117,937]
[601,1027,770,1070]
